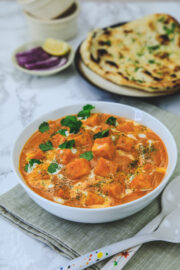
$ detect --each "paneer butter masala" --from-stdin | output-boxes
[19,105,168,208]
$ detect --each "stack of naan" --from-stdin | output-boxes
[80,13,180,93]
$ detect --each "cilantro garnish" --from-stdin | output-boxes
[149,145,156,152]
[163,22,177,36]
[39,141,53,152]
[137,80,144,83]
[61,115,82,134]
[148,59,155,64]
[158,17,165,23]
[106,116,117,126]
[59,139,75,149]
[93,129,109,139]
[24,159,42,172]
[80,151,93,161]
[139,144,156,154]
[134,66,140,72]
[48,163,58,174]
[57,129,67,136]
[24,164,29,172]
[137,52,143,57]
[39,122,49,133]
[147,45,160,53]
[78,104,95,119]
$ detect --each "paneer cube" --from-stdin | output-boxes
[26,149,45,160]
[84,114,100,126]
[92,137,115,160]
[116,122,134,132]
[116,136,134,152]
[51,134,65,148]
[85,192,104,206]
[75,133,92,147]
[115,152,132,172]
[56,187,70,200]
[103,183,124,199]
[94,157,117,177]
[130,174,152,190]
[66,158,91,179]
[56,149,74,164]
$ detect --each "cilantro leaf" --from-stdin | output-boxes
[24,159,41,172]
[29,159,41,167]
[80,151,93,161]
[48,163,58,174]
[134,66,140,72]
[39,141,53,152]
[83,104,95,111]
[24,164,29,172]
[61,116,82,134]
[158,17,165,23]
[59,139,75,149]
[148,59,155,64]
[147,45,160,53]
[163,22,177,36]
[106,116,117,126]
[39,122,49,133]
[93,129,109,139]
[57,129,67,136]
[78,104,95,119]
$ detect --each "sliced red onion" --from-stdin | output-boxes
[58,57,68,67]
[24,57,60,70]
[16,50,50,67]
[16,47,46,57]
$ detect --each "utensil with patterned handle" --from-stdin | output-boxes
[102,175,180,270]
[59,207,180,270]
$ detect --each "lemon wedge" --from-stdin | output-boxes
[42,38,70,56]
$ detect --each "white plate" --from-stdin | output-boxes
[12,41,74,76]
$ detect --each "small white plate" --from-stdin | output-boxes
[12,41,74,76]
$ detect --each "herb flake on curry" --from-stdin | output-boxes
[19,105,168,208]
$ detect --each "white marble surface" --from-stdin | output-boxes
[1,1,180,269]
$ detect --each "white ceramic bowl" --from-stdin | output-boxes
[24,2,79,41]
[18,0,74,20]
[12,102,177,223]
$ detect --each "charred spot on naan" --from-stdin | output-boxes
[106,60,119,68]
[148,21,155,30]
[156,34,170,45]
[174,66,180,72]
[103,28,111,36]
[90,53,100,63]
[154,52,170,59]
[97,49,109,56]
[98,40,112,46]
[123,29,133,34]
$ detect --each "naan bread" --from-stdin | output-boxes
[80,13,180,93]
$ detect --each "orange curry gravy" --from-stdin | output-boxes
[19,107,168,208]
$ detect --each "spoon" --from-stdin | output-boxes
[60,207,180,270]
[102,175,180,270]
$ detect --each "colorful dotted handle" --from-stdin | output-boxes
[59,248,112,270]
